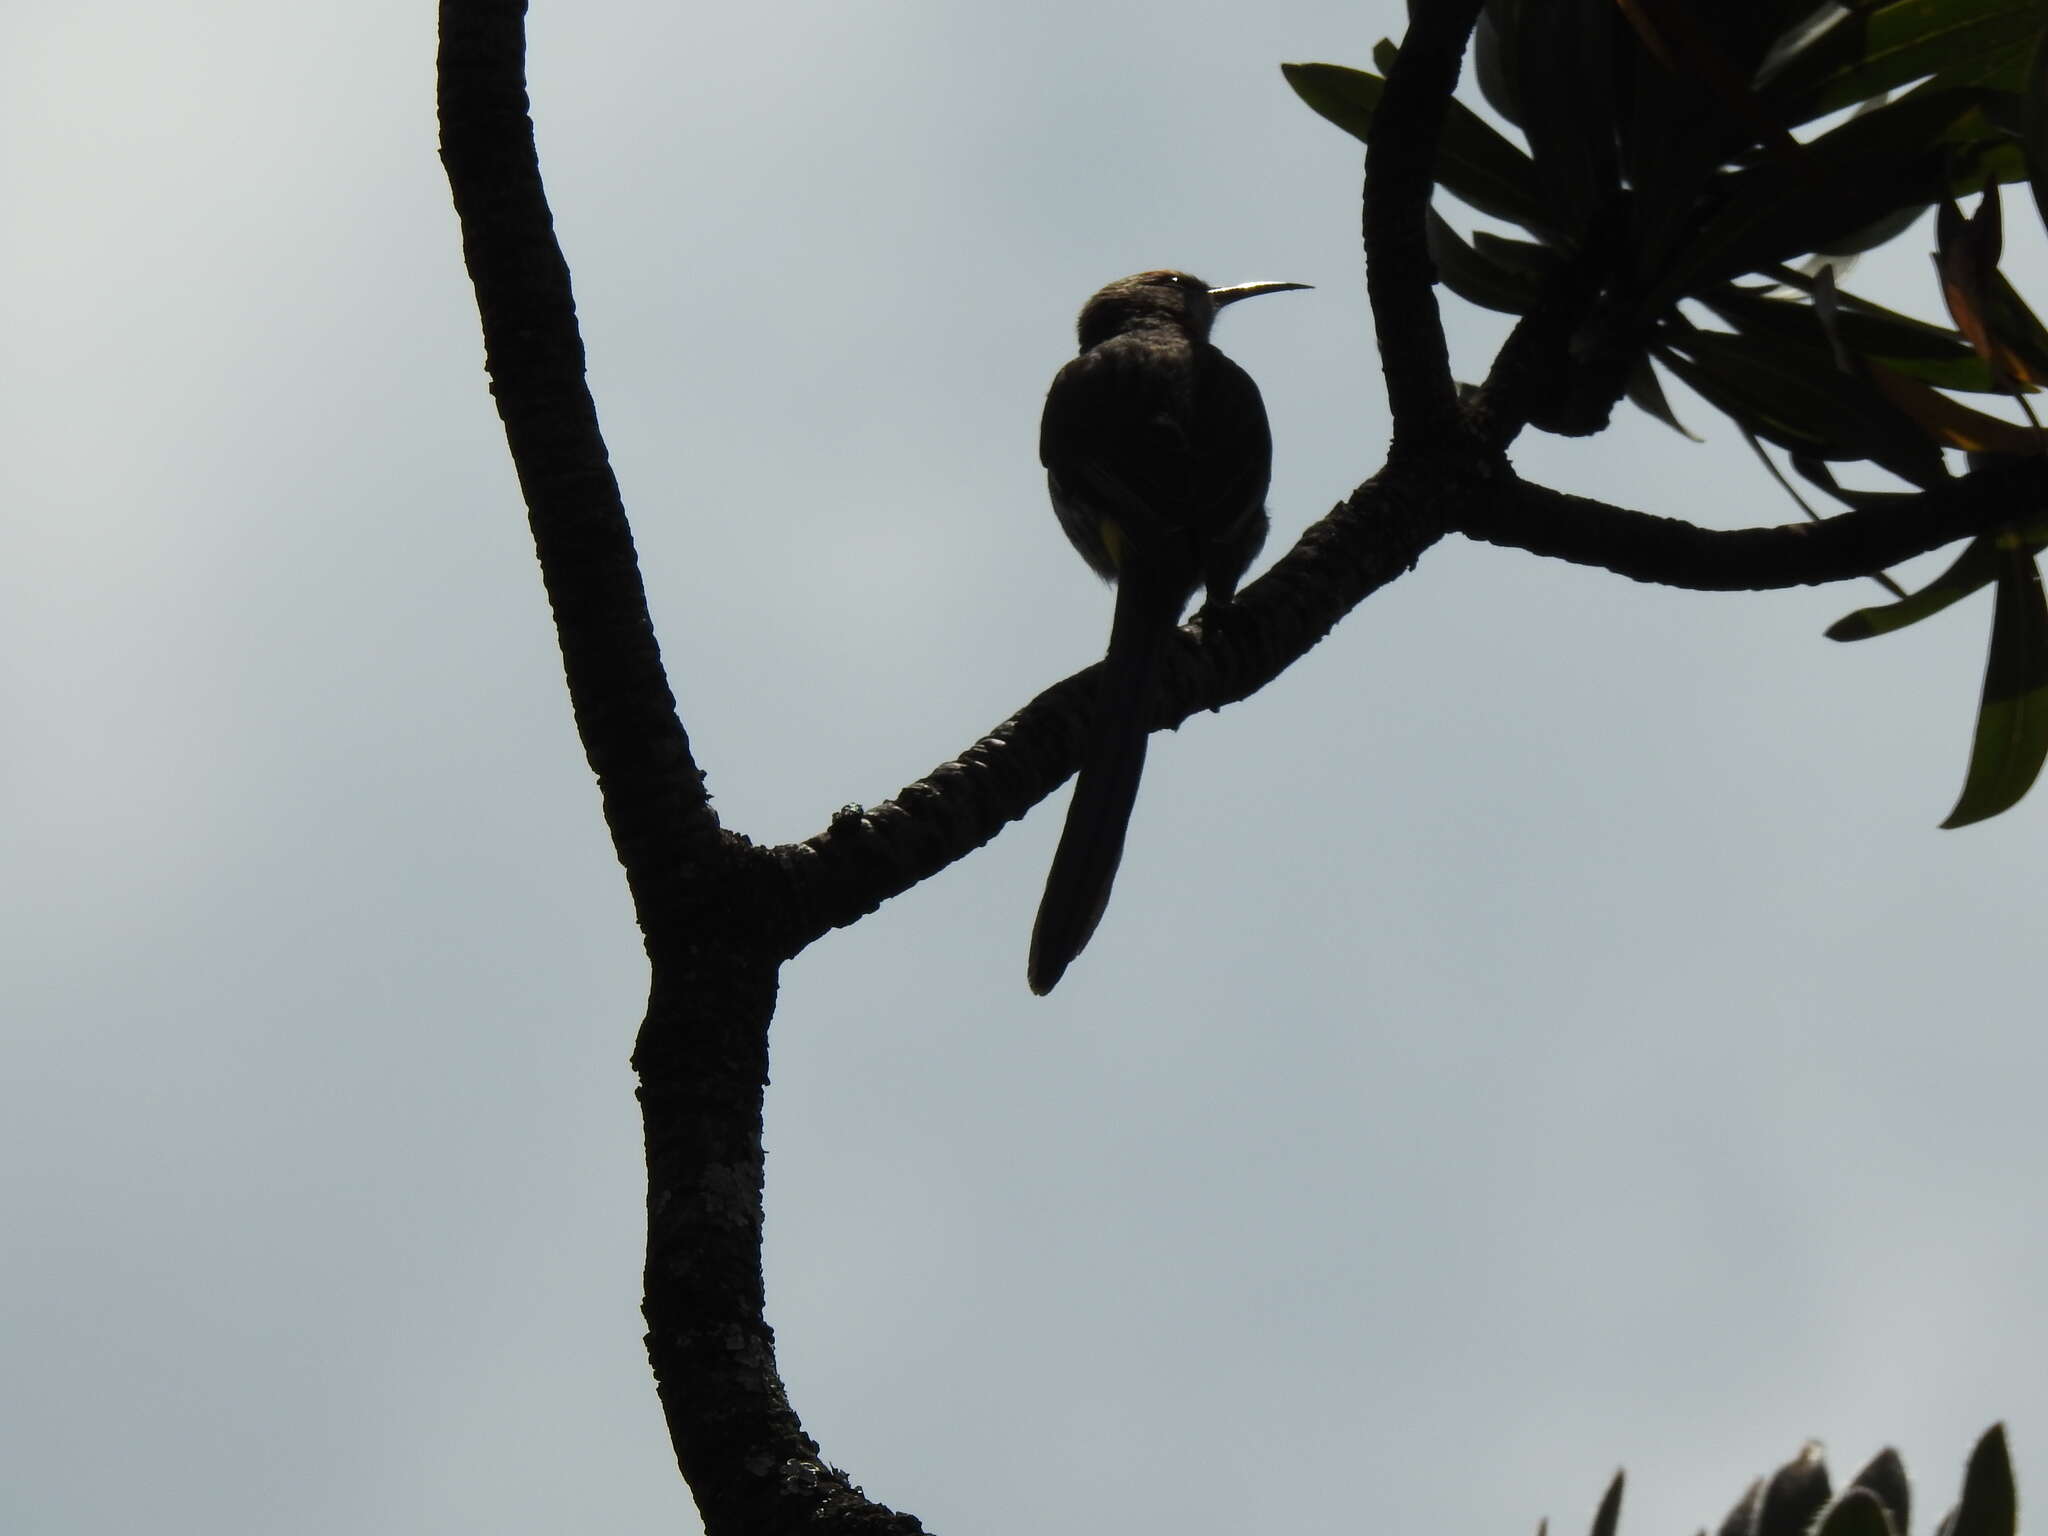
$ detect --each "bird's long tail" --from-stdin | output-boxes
[1028,572,1179,994]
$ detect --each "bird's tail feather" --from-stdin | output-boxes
[1028,574,1178,994]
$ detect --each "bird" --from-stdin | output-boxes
[1028,269,1308,995]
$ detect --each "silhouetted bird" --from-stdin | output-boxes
[1029,269,1307,995]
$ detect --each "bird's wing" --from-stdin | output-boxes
[1040,335,1202,584]
[1190,346,1273,601]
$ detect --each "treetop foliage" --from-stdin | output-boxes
[1288,0,2048,827]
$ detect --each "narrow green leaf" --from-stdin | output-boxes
[2026,21,2048,237]
[1758,0,2042,125]
[1474,3,1524,127]
[1846,1450,1912,1536]
[1853,342,2006,394]
[1659,330,1948,484]
[1720,1480,1765,1536]
[1927,31,2039,96]
[1618,0,1806,169]
[1943,556,2048,826]
[1792,452,1933,512]
[1945,1426,2019,1536]
[1814,1491,1900,1536]
[1827,534,2001,640]
[1626,356,1701,438]
[1816,200,1929,257]
[1935,189,2016,386]
[1657,343,1837,457]
[1473,229,1562,279]
[1618,19,1741,277]
[1282,61,1382,143]
[1752,435,1909,600]
[1756,1445,1833,1536]
[1982,272,2048,386]
[1426,211,1539,314]
[1805,91,1923,259]
[1867,361,2048,454]
[1652,89,1998,305]
[1811,262,1855,370]
[1588,1472,1625,1536]
[1743,429,1830,524]
[1512,0,1621,240]
[1281,61,1559,236]
[1705,283,2001,393]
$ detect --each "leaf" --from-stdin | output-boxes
[1703,286,1974,387]
[1943,553,2048,826]
[1618,17,1757,279]
[1756,1445,1833,1536]
[1616,0,1805,168]
[1658,330,1950,484]
[1730,272,2010,392]
[1281,61,1562,237]
[1814,1491,1901,1536]
[1954,268,2048,393]
[1426,211,1540,314]
[1935,189,2027,388]
[1473,229,1562,278]
[1793,451,1936,514]
[1944,1426,2019,1536]
[1627,356,1701,438]
[1758,0,2043,124]
[1743,432,1904,601]
[1652,88,2000,306]
[1512,0,1622,239]
[1827,533,2003,640]
[1474,2,1524,127]
[1745,428,1823,515]
[1282,61,1381,143]
[1811,262,1855,371]
[1803,91,1923,259]
[1816,199,1929,257]
[1866,362,2048,453]
[1845,1449,1912,1536]
[1588,1471,1625,1536]
[1656,342,1833,456]
[2026,20,2048,237]
[1721,1480,1766,1536]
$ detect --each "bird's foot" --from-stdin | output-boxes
[1189,595,1239,640]
[1187,600,1238,712]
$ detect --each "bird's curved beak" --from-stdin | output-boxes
[1207,280,1312,307]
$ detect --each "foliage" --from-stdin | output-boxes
[1287,1,2048,827]
[1565,1427,2015,1536]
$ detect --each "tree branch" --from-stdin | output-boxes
[768,463,1455,948]
[1363,0,1487,450]
[438,0,722,922]
[1467,206,1630,450]
[768,450,2045,946]
[440,7,924,1533]
[1459,458,2045,590]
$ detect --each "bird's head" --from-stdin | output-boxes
[1074,270,1309,349]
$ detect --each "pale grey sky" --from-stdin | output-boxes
[3,4,2043,1533]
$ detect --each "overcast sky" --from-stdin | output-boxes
[4,3,2045,1533]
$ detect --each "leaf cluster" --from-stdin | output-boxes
[1563,1426,2015,1536]
[1287,0,2048,825]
